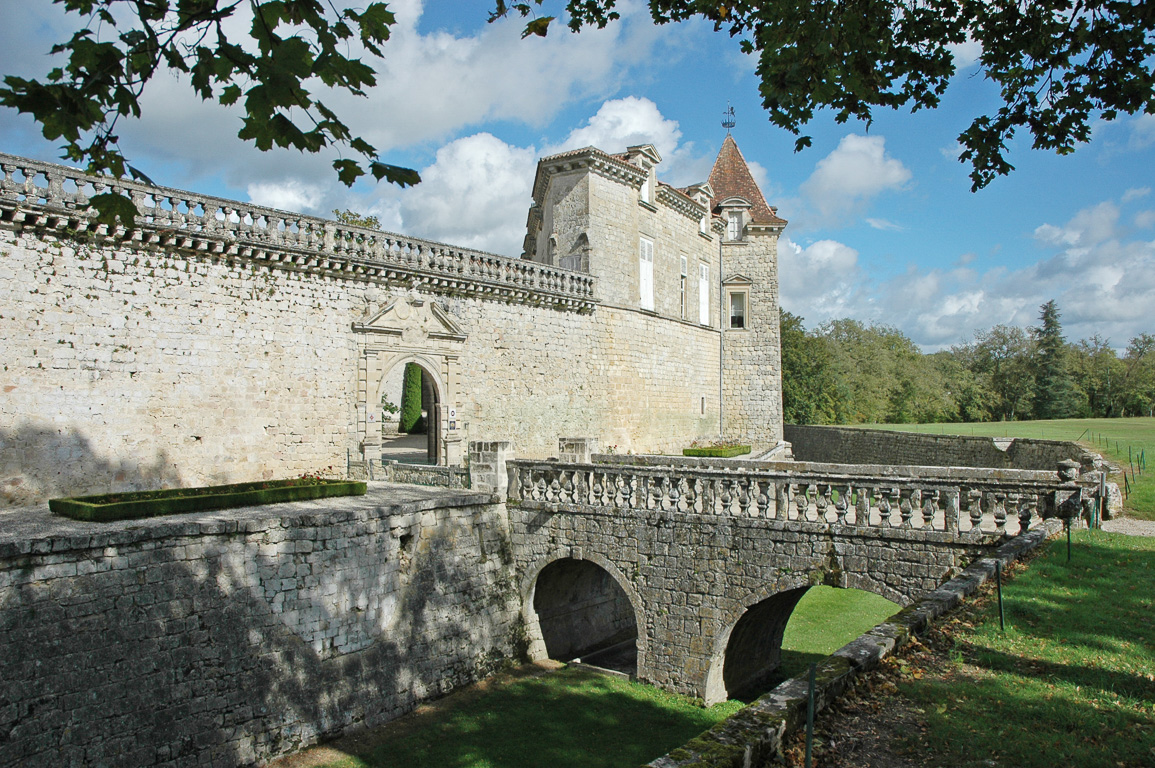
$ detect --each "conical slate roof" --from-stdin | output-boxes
[707,135,786,225]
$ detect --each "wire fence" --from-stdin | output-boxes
[1085,431,1146,499]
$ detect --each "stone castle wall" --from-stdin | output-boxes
[784,425,1097,470]
[1,219,721,504]
[0,487,521,767]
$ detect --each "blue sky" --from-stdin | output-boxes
[2,0,1153,350]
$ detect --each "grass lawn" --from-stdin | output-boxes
[275,587,899,768]
[274,665,745,768]
[897,529,1155,768]
[789,529,1155,768]
[863,417,1155,519]
[772,586,900,689]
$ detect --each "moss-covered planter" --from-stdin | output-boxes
[49,478,367,522]
[683,445,752,458]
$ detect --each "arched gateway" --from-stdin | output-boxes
[353,289,467,467]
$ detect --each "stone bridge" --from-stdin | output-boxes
[477,443,1082,704]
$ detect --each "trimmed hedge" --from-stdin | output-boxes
[399,362,424,433]
[683,445,752,458]
[49,478,367,523]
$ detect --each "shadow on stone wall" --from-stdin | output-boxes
[0,505,521,766]
[0,424,185,505]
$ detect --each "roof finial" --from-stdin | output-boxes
[722,102,736,134]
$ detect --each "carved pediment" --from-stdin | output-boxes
[353,297,467,344]
[722,274,754,286]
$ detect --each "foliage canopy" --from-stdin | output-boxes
[0,0,420,223]
[495,0,1155,190]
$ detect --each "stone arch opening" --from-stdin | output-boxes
[718,585,812,702]
[531,558,639,676]
[706,583,903,703]
[376,357,442,465]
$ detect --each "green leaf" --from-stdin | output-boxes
[88,191,139,227]
[523,16,554,38]
[370,162,421,188]
[333,158,365,186]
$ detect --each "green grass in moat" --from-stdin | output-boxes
[293,587,898,767]
[899,530,1155,768]
[862,417,1155,519]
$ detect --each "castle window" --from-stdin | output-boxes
[727,210,743,241]
[639,237,654,311]
[700,214,709,235]
[728,291,747,329]
[698,264,710,325]
[680,256,688,319]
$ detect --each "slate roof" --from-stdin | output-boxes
[707,135,787,226]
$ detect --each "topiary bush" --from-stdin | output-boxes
[399,363,423,433]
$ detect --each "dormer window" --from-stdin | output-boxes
[727,210,743,241]
[642,170,654,204]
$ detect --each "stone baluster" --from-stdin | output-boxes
[943,488,960,534]
[668,476,681,512]
[967,489,984,530]
[1015,494,1032,533]
[755,480,770,517]
[900,489,916,528]
[922,490,937,529]
[854,487,870,526]
[993,492,1008,533]
[794,483,811,521]
[737,478,751,516]
[574,469,589,505]
[591,473,604,506]
[814,484,829,523]
[775,482,789,520]
[834,484,850,525]
[561,471,574,504]
[683,476,698,513]
[876,488,892,527]
[720,478,734,515]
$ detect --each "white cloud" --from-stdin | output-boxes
[395,133,537,256]
[1033,201,1119,248]
[778,238,866,322]
[1134,210,1155,230]
[1129,113,1155,150]
[947,36,982,70]
[1122,187,1150,203]
[246,180,324,213]
[865,218,905,232]
[546,97,682,159]
[799,135,912,227]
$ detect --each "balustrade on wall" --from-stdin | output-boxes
[508,460,1077,538]
[0,153,596,310]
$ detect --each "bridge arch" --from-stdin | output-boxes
[520,552,647,677]
[702,575,905,705]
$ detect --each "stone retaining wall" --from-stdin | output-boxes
[785,425,1097,471]
[0,485,521,767]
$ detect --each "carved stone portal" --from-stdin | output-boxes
[353,292,467,466]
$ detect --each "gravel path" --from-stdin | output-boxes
[1101,516,1155,537]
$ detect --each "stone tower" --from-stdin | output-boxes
[709,135,788,448]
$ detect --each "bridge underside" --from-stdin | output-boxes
[511,506,995,703]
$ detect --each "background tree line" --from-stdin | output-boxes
[781,300,1155,425]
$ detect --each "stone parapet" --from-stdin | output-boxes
[0,153,597,311]
[509,457,1078,538]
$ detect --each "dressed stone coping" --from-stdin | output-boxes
[0,152,597,311]
[647,519,1063,768]
[0,482,496,558]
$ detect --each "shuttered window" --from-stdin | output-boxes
[639,238,654,311]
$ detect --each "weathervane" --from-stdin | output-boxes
[722,102,736,134]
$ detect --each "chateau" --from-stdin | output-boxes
[0,135,787,504]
